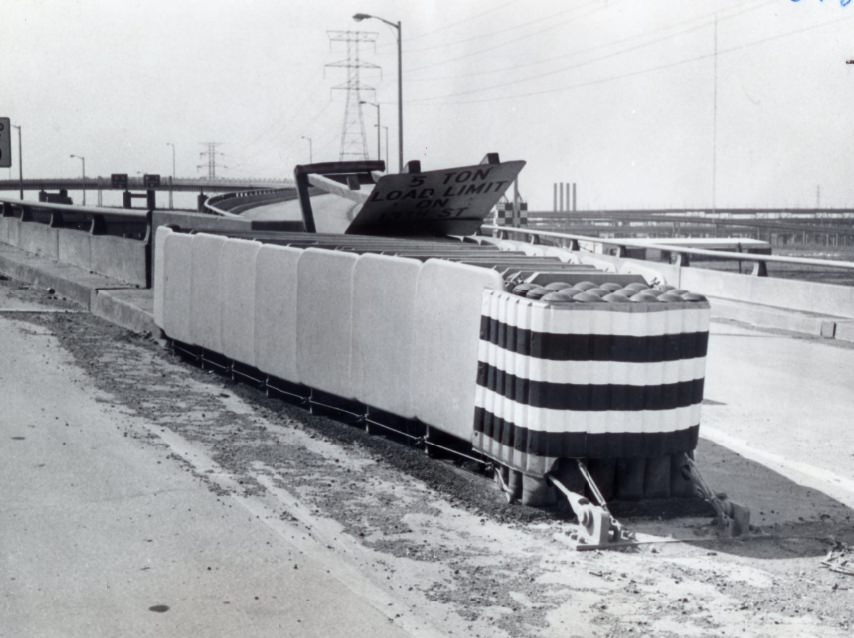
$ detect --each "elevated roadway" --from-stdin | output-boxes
[0,176,293,194]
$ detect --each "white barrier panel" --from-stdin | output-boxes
[296,248,359,398]
[220,238,263,367]
[351,253,422,417]
[254,244,302,383]
[161,232,194,344]
[152,226,172,329]
[190,234,228,352]
[412,259,504,439]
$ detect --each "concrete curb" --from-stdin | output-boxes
[0,243,155,335]
[708,295,842,339]
[92,289,157,335]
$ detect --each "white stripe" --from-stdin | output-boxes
[480,344,707,385]
[474,387,701,435]
[481,296,710,337]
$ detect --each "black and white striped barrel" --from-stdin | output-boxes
[472,287,710,476]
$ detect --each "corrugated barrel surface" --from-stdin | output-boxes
[472,286,710,475]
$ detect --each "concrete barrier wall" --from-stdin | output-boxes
[90,235,148,287]
[161,232,194,344]
[574,251,854,319]
[254,244,302,383]
[679,266,854,319]
[296,248,359,398]
[1,216,148,286]
[411,259,504,439]
[220,238,263,367]
[0,216,20,246]
[190,234,228,353]
[57,229,91,272]
[17,222,59,259]
[350,254,422,418]
[493,239,854,320]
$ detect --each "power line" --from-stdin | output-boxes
[379,0,518,46]
[410,21,712,101]
[408,12,854,106]
[405,2,605,73]
[239,74,327,153]
[398,4,594,56]
[405,0,771,83]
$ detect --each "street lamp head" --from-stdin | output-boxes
[353,13,372,21]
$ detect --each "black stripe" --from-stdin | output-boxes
[476,365,705,411]
[473,406,698,459]
[481,317,708,362]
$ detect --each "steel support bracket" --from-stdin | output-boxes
[548,463,634,550]
[680,455,750,536]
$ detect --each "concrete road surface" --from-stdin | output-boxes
[0,289,412,638]
[242,193,359,233]
[703,321,854,512]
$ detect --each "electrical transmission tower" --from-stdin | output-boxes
[326,30,380,161]
[198,142,226,179]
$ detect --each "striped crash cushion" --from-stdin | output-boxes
[472,289,710,476]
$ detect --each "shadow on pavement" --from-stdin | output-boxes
[628,438,854,559]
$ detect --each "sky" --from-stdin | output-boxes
[2,0,854,210]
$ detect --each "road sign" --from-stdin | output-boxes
[111,173,129,188]
[0,118,11,168]
[346,159,526,236]
[143,173,161,188]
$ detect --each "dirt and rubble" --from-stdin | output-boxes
[3,277,854,637]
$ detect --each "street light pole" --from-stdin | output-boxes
[375,124,389,168]
[354,13,402,172]
[166,142,176,209]
[383,125,389,168]
[300,135,313,163]
[360,101,381,162]
[69,154,86,205]
[12,125,22,200]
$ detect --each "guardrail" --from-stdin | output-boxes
[0,197,152,287]
[484,224,854,277]
[203,188,298,217]
[0,177,295,194]
[1,197,150,237]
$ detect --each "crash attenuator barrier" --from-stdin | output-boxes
[155,225,714,512]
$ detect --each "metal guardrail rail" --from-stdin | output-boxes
[0,177,294,194]
[484,224,854,276]
[1,197,150,238]
[0,197,153,287]
[203,188,298,218]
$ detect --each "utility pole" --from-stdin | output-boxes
[712,15,718,212]
[300,135,313,163]
[198,142,225,179]
[326,30,380,161]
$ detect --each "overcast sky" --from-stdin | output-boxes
[3,0,853,210]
